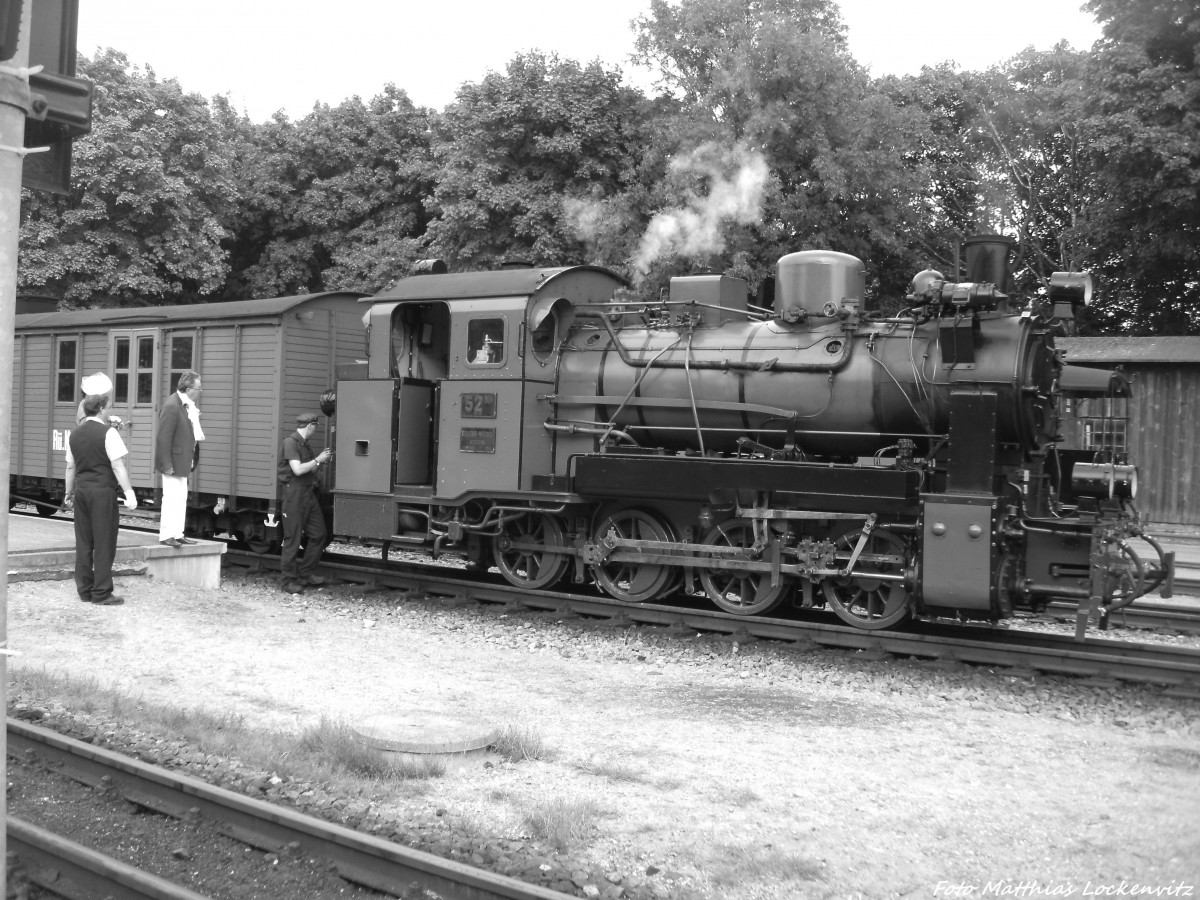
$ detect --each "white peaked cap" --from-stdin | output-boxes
[80,372,112,396]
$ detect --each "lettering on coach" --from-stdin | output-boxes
[934,882,1196,898]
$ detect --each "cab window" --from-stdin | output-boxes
[467,318,504,366]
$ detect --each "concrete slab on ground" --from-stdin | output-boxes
[6,511,225,589]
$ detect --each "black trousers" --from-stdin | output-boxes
[280,482,327,580]
[74,485,119,601]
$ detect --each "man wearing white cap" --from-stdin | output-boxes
[64,374,138,605]
[76,371,112,424]
[154,370,204,548]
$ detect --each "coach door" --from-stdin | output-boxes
[109,329,159,483]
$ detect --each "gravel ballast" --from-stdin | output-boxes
[6,566,1200,900]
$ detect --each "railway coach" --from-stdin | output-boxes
[10,292,366,550]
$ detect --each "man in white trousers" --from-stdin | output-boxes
[154,370,203,547]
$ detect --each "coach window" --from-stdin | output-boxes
[136,335,155,404]
[168,335,194,395]
[113,337,131,403]
[467,318,504,366]
[55,338,78,402]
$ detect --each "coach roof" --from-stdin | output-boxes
[14,291,369,330]
[369,265,626,304]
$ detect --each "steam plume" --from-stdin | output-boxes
[633,144,768,275]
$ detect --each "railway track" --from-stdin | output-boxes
[15,506,1200,634]
[6,717,578,900]
[228,547,1200,695]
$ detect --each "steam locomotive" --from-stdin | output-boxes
[330,237,1174,633]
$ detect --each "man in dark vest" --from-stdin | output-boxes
[63,375,139,605]
[278,412,332,594]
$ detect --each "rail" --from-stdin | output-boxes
[8,718,579,900]
[229,548,1200,695]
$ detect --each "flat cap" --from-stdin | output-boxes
[80,372,112,396]
[296,411,321,425]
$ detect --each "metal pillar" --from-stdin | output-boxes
[0,1,33,887]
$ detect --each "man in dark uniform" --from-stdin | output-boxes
[278,411,332,594]
[63,378,139,605]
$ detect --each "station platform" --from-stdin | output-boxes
[6,511,225,589]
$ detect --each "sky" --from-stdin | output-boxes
[74,0,1106,123]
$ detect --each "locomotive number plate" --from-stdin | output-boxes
[461,392,497,418]
[460,427,497,453]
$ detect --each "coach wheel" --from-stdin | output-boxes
[822,528,911,630]
[36,500,59,518]
[590,508,676,604]
[698,519,791,616]
[494,512,571,591]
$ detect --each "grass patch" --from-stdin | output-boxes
[9,667,442,788]
[707,843,824,888]
[296,716,446,780]
[523,796,601,852]
[489,722,553,762]
[572,753,647,784]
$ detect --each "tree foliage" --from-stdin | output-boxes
[20,49,239,305]
[425,52,650,271]
[630,0,936,302]
[15,3,1200,334]
[1075,0,1200,333]
[227,85,437,298]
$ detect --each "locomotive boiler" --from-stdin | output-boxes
[330,239,1172,634]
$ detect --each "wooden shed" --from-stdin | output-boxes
[1057,336,1200,528]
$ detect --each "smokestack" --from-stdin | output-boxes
[962,234,1014,291]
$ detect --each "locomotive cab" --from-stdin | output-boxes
[330,265,629,551]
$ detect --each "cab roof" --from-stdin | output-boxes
[368,266,626,303]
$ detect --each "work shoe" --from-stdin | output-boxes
[282,581,305,594]
[305,574,326,586]
[88,595,125,606]
[160,538,183,548]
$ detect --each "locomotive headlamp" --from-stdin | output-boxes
[1071,462,1138,501]
[908,269,944,297]
[1048,272,1093,307]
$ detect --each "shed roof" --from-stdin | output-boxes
[369,266,625,303]
[14,291,368,330]
[1057,336,1200,364]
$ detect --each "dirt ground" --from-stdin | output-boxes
[6,566,1200,900]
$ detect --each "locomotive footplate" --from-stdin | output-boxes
[572,455,921,515]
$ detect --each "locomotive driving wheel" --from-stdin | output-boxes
[493,512,571,591]
[821,528,912,630]
[590,508,677,603]
[698,519,791,616]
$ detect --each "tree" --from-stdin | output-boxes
[1075,0,1200,333]
[963,46,1096,290]
[19,49,240,305]
[629,0,938,303]
[425,52,651,270]
[226,85,437,298]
